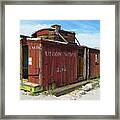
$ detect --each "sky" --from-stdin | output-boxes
[20,20,100,49]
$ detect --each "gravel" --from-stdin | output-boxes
[20,87,100,100]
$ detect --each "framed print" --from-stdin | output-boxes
[0,0,119,119]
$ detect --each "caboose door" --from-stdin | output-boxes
[22,45,28,79]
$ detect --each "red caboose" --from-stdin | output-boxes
[20,38,78,90]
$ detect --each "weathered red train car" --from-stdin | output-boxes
[20,38,78,90]
[89,48,100,78]
[77,46,100,80]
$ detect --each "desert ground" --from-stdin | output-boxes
[20,79,100,100]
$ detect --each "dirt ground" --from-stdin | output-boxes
[20,87,100,100]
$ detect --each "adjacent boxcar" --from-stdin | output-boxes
[77,46,100,80]
[89,48,100,78]
[20,38,78,90]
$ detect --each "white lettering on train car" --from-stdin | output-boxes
[45,51,76,57]
[45,51,62,56]
[31,46,41,49]
[56,66,67,72]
